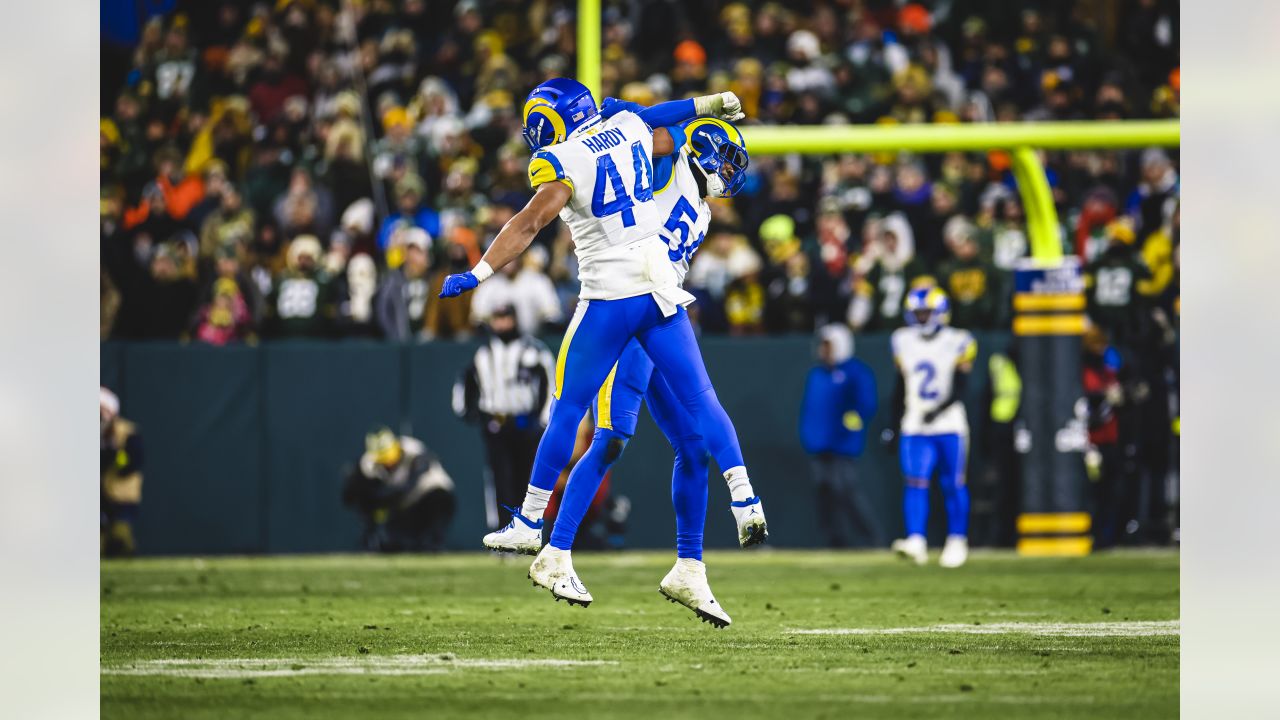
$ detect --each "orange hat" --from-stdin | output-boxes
[1169,67,1180,92]
[674,40,707,67]
[899,3,931,34]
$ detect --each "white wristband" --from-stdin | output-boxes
[472,260,494,283]
[693,94,717,117]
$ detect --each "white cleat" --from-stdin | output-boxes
[528,546,593,607]
[939,535,969,568]
[659,559,732,629]
[730,496,769,548]
[482,508,543,555]
[891,534,928,566]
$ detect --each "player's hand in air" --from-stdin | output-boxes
[439,272,479,298]
[695,91,745,122]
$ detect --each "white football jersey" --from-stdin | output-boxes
[528,111,689,307]
[891,325,977,436]
[653,146,711,286]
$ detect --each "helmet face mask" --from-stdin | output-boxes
[687,119,749,198]
[903,286,951,333]
[522,78,599,151]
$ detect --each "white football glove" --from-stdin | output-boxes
[694,91,745,122]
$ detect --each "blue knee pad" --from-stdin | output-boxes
[548,427,631,550]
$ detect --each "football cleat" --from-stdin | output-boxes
[730,496,769,548]
[891,534,928,566]
[482,506,544,555]
[659,559,732,629]
[939,535,969,569]
[528,545,593,607]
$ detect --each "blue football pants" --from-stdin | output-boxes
[527,295,743,531]
[899,433,969,537]
[548,339,710,558]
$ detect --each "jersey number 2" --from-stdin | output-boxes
[913,361,940,400]
[592,142,653,228]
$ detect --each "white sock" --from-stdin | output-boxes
[520,486,553,521]
[723,466,755,503]
[676,557,705,572]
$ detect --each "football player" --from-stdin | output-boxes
[884,286,976,568]
[438,79,762,607]
[540,112,758,628]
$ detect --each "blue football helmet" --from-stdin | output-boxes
[904,285,951,331]
[684,117,749,198]
[522,78,599,151]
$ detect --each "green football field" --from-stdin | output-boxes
[101,549,1178,719]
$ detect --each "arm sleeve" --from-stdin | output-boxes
[665,121,691,152]
[923,334,976,417]
[601,98,698,128]
[928,365,971,418]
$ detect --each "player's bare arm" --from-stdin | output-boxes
[438,181,572,298]
[653,127,675,158]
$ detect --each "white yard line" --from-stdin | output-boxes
[102,654,618,679]
[785,620,1179,637]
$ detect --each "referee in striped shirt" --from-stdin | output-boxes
[453,304,555,530]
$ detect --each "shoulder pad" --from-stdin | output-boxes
[528,150,573,191]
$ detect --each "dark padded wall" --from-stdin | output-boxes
[100,333,1005,554]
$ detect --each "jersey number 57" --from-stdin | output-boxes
[663,196,704,263]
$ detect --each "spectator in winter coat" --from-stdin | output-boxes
[193,278,255,346]
[375,228,434,341]
[268,235,335,338]
[848,213,929,332]
[471,246,562,336]
[798,324,883,547]
[199,183,255,264]
[938,233,1005,330]
[336,253,381,339]
[377,173,442,259]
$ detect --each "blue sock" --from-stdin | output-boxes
[939,475,970,537]
[549,428,629,550]
[903,479,929,537]
[671,440,710,560]
[528,401,589,492]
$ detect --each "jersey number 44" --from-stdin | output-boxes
[591,142,653,228]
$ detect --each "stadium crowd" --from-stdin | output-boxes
[100,0,1178,343]
[100,0,1179,545]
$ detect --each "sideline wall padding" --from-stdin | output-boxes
[100,333,1004,554]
